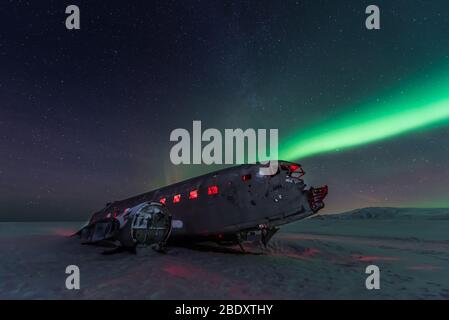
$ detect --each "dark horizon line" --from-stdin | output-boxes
[1,206,448,223]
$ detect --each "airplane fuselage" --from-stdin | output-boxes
[81,161,328,247]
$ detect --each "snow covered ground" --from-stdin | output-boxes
[1,207,448,299]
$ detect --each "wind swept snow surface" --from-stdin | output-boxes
[1,208,448,299]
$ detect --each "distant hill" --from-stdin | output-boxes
[314,207,449,220]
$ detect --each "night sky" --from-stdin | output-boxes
[1,0,449,221]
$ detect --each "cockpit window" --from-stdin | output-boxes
[281,163,305,177]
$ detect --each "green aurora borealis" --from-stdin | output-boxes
[280,71,449,161]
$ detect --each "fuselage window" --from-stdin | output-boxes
[208,185,219,195]
[173,194,181,203]
[189,189,199,199]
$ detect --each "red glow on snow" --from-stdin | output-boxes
[208,185,219,195]
[159,197,166,204]
[270,247,320,260]
[173,194,181,203]
[162,264,230,292]
[302,248,320,257]
[189,189,198,199]
[163,265,195,279]
[51,228,76,237]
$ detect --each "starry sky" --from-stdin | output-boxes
[1,0,449,221]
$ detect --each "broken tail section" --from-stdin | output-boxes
[308,185,329,213]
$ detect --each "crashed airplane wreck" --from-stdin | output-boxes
[77,161,328,254]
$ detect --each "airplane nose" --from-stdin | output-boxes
[308,185,329,213]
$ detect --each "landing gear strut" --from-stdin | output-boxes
[261,226,279,248]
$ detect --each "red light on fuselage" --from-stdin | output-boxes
[207,185,219,195]
[289,164,300,172]
[281,164,301,173]
[173,194,181,203]
[189,189,198,199]
[242,174,251,181]
[159,197,166,204]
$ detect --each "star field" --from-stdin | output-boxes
[1,0,449,220]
